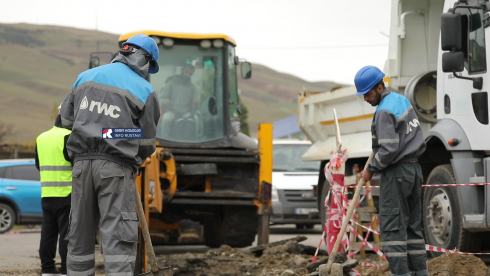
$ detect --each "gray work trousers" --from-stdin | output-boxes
[379,162,429,276]
[66,159,138,276]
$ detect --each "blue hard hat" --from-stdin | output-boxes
[354,66,385,96]
[122,34,160,74]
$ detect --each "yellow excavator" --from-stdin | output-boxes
[90,30,273,274]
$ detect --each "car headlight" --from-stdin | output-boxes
[272,186,279,203]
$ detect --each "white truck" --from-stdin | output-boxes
[298,0,490,256]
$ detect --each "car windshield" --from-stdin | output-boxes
[273,144,319,172]
[151,44,224,143]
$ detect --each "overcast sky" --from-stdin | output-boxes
[1,0,391,85]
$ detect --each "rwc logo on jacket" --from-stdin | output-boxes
[80,96,120,118]
[406,118,420,134]
[102,128,142,139]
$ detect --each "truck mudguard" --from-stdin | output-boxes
[425,118,470,151]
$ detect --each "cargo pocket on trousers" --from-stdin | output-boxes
[72,163,82,178]
[118,211,139,243]
[100,167,125,194]
[379,208,400,232]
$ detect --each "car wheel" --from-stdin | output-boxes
[0,203,16,233]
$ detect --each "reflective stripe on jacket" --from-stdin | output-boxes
[367,90,426,174]
[36,127,72,197]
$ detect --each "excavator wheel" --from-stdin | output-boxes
[203,205,257,248]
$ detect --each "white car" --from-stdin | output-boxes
[271,140,320,229]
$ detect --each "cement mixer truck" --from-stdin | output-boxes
[298,0,490,256]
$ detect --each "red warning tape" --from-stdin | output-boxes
[311,227,327,264]
[4,228,41,235]
[358,262,384,268]
[425,244,490,255]
[350,218,380,236]
[345,268,362,276]
[347,183,490,188]
[348,225,387,260]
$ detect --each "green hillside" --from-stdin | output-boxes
[0,23,342,142]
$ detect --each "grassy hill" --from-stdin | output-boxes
[0,23,342,142]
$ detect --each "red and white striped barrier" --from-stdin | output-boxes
[347,182,490,188]
[348,225,386,260]
[4,228,42,235]
[347,217,377,258]
[311,227,327,264]
[349,218,380,236]
[358,262,384,268]
[345,269,362,276]
[425,244,490,255]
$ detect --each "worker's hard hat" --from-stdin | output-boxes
[122,34,160,74]
[354,66,385,96]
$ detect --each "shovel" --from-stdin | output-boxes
[135,185,173,276]
[324,151,374,274]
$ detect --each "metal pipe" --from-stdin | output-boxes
[399,10,424,39]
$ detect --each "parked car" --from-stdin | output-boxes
[271,140,320,229]
[0,159,42,233]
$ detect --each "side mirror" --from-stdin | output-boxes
[441,13,462,51]
[89,56,100,69]
[440,11,483,89]
[241,62,252,79]
[442,52,464,72]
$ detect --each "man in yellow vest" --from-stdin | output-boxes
[35,107,72,276]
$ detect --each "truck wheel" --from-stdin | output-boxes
[319,180,331,244]
[423,164,481,257]
[203,206,258,248]
[0,203,16,233]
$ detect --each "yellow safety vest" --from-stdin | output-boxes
[36,127,72,198]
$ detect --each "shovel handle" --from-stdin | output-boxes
[134,183,162,274]
[325,151,374,273]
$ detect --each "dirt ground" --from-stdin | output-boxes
[144,238,490,276]
[2,236,490,276]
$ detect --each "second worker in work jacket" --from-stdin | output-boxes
[366,89,426,174]
[35,114,72,276]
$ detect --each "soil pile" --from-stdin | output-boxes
[355,253,490,276]
[427,253,490,276]
[161,239,323,276]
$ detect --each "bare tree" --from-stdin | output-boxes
[0,121,14,143]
